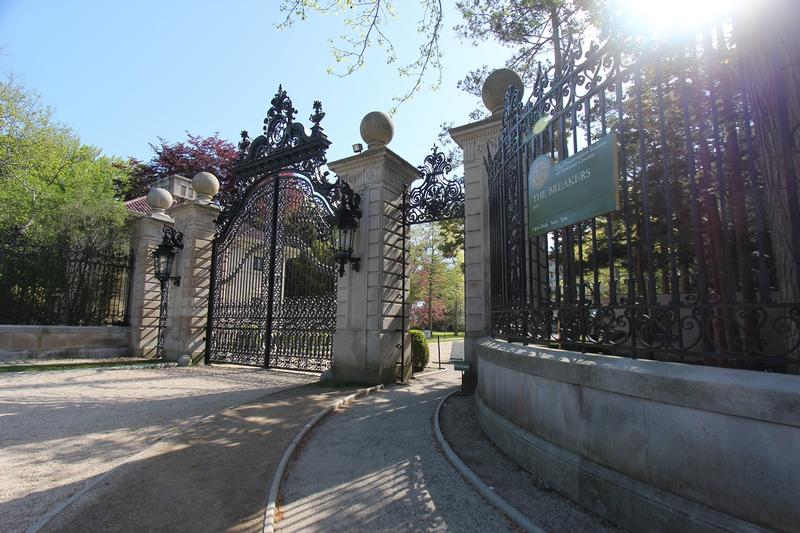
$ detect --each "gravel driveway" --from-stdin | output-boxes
[0,366,315,533]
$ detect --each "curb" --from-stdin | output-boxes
[433,389,546,533]
[414,368,448,378]
[263,384,384,533]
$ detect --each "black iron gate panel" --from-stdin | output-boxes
[207,179,276,366]
[206,87,347,371]
[268,176,337,371]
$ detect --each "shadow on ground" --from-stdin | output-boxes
[37,383,357,533]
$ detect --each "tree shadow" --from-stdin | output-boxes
[277,375,514,532]
[9,383,355,533]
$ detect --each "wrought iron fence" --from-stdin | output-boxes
[0,238,132,326]
[487,22,800,373]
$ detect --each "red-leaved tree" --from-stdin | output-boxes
[125,132,238,200]
[409,298,447,330]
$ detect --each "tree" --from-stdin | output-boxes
[455,0,593,96]
[277,1,595,111]
[408,222,464,330]
[0,76,130,248]
[735,0,800,305]
[126,133,238,200]
[436,218,464,263]
[278,0,445,112]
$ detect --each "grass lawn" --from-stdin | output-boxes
[425,331,465,343]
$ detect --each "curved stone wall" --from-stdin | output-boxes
[476,337,800,532]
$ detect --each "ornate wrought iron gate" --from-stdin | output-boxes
[205,87,346,371]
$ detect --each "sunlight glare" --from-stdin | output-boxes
[616,0,752,33]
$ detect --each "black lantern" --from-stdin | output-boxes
[330,180,362,277]
[153,225,183,359]
[153,225,184,286]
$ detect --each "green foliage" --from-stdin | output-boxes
[409,329,430,371]
[0,76,130,248]
[408,222,465,331]
[455,1,594,93]
[436,218,464,265]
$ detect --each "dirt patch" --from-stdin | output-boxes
[439,393,624,532]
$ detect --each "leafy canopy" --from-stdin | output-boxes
[126,133,238,200]
[0,76,130,248]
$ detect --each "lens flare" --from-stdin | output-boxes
[614,0,753,34]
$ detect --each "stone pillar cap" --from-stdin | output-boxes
[193,171,219,204]
[147,187,174,221]
[360,111,394,150]
[482,69,524,116]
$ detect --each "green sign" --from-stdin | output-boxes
[528,132,620,236]
[453,360,470,372]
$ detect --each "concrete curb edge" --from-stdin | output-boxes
[433,389,546,533]
[263,384,384,533]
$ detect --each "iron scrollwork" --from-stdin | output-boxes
[215,86,337,237]
[405,145,464,225]
[328,178,362,221]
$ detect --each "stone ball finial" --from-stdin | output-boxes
[147,187,173,216]
[359,111,394,150]
[193,171,219,203]
[482,69,524,116]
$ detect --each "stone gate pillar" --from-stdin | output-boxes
[328,112,419,384]
[449,69,523,392]
[127,188,175,357]
[162,172,221,362]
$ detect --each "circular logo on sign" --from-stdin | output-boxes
[529,154,554,191]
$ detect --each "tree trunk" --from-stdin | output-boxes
[736,0,800,368]
[736,0,800,305]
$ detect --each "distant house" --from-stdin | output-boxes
[124,175,194,216]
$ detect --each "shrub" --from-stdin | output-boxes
[409,329,429,372]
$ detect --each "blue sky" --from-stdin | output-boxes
[0,0,510,168]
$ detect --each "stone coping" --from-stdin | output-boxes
[478,337,800,427]
[0,325,130,334]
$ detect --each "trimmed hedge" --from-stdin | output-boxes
[409,329,430,372]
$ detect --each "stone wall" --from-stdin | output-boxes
[476,337,800,532]
[0,325,130,361]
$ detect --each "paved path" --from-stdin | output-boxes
[277,369,515,532]
[0,366,317,533]
[427,339,463,366]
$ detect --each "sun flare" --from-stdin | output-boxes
[615,0,753,33]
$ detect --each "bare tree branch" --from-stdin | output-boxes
[277,0,444,114]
